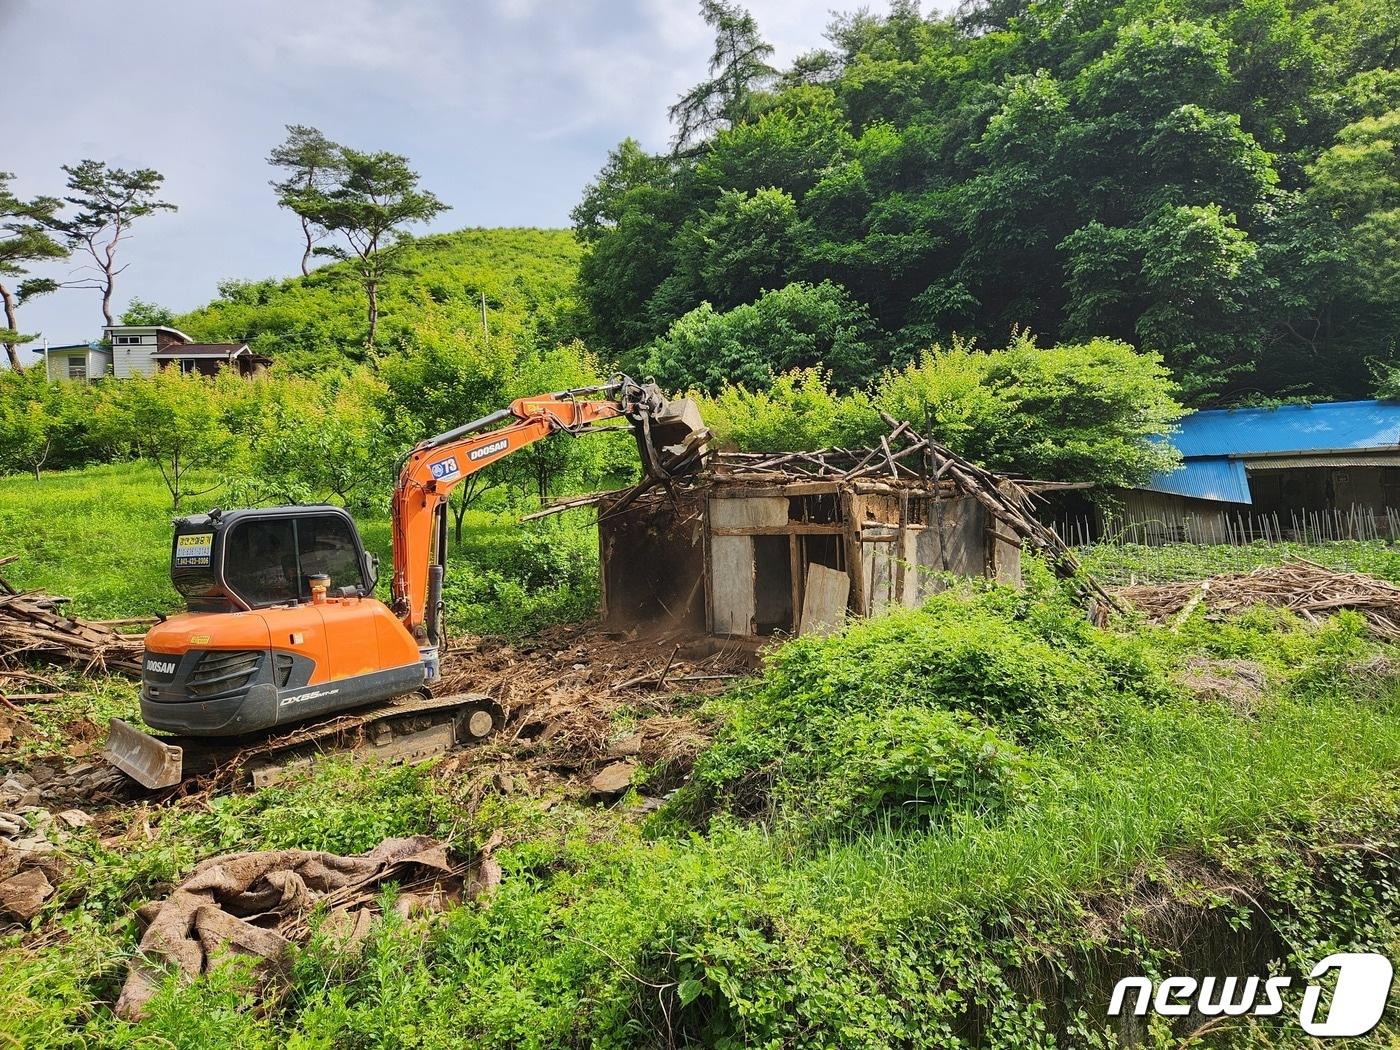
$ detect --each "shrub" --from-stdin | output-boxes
[680,584,1167,829]
[439,520,601,636]
[92,369,239,510]
[690,333,1184,486]
[0,366,99,477]
[695,366,876,451]
[874,333,1185,486]
[797,707,1032,831]
[232,369,393,512]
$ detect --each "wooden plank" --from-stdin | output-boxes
[710,523,846,536]
[789,536,803,635]
[710,535,755,636]
[840,489,865,616]
[799,564,850,637]
[709,496,788,529]
[895,490,909,607]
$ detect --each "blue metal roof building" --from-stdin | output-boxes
[1143,401,1400,505]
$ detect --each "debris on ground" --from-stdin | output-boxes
[429,623,746,800]
[0,867,54,922]
[116,833,502,1020]
[0,558,147,678]
[1114,559,1400,640]
[589,760,637,796]
[0,809,68,923]
[1,755,128,808]
[1179,657,1268,713]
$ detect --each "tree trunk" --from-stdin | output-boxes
[300,218,314,277]
[0,282,23,371]
[365,278,379,350]
[454,500,467,544]
[101,272,115,327]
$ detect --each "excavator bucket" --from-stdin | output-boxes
[633,389,709,481]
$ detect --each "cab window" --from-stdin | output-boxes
[296,515,364,595]
[224,519,299,607]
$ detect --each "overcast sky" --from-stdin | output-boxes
[1,0,918,351]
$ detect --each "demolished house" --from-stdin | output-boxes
[576,418,1108,643]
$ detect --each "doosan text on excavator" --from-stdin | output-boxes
[104,377,707,789]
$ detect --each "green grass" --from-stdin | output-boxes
[0,461,600,634]
[0,461,193,617]
[5,570,1400,1046]
[7,477,1400,1045]
[1082,539,1400,585]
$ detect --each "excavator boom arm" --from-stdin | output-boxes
[390,382,631,650]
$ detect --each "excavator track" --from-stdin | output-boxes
[106,690,503,791]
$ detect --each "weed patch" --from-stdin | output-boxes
[6,571,1400,1046]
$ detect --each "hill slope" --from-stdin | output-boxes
[177,227,584,372]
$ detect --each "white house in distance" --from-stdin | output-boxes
[33,340,112,381]
[34,324,271,381]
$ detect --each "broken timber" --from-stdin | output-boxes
[0,562,145,678]
[545,416,1121,635]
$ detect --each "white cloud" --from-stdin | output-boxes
[5,0,919,348]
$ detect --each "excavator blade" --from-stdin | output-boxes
[106,717,184,789]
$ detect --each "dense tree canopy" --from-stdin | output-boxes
[697,332,1183,487]
[576,0,1400,405]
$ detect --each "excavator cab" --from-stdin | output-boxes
[169,506,377,614]
[137,506,425,742]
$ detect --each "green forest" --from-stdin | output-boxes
[575,0,1400,404]
[176,228,584,376]
[8,0,1399,497]
[3,2,1400,1046]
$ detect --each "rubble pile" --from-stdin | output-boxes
[0,559,146,678]
[1115,559,1400,639]
[0,776,93,924]
[434,622,746,800]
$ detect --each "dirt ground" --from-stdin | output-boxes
[432,621,756,801]
[0,618,759,928]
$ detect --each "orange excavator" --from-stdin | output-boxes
[104,377,707,789]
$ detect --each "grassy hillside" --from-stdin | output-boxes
[176,227,584,372]
[0,462,598,634]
